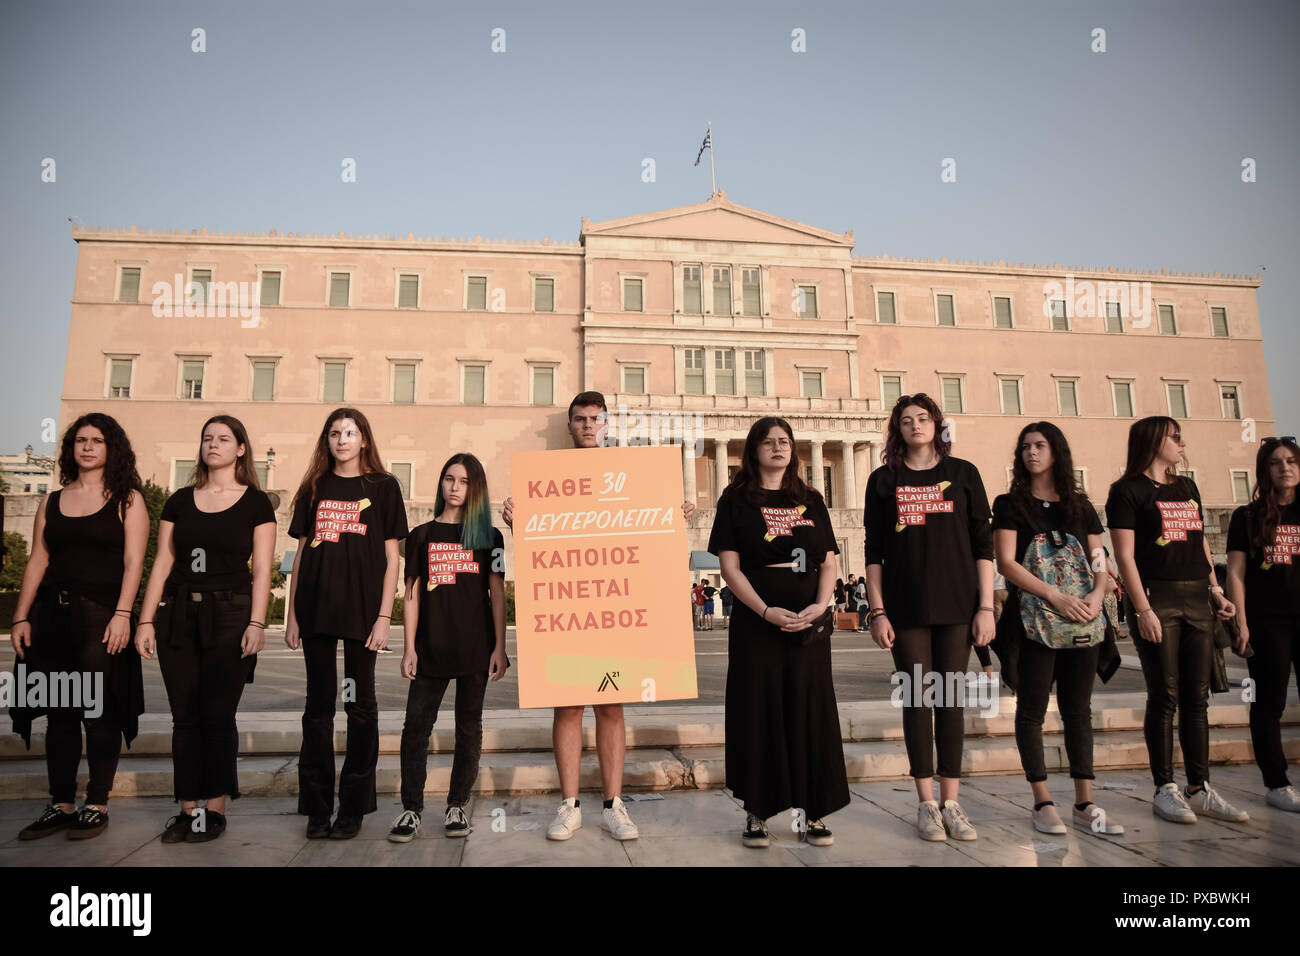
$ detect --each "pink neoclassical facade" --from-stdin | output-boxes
[57,191,1271,576]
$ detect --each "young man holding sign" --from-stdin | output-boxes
[503,391,695,842]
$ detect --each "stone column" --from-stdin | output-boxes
[869,440,882,471]
[840,440,856,509]
[682,441,696,506]
[809,440,825,496]
[713,438,729,504]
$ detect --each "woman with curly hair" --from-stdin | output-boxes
[10,413,148,840]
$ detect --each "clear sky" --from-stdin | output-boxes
[2,0,1296,454]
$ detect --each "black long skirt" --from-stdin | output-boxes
[725,565,850,821]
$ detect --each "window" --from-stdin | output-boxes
[393,362,417,403]
[189,269,212,306]
[172,459,195,490]
[715,349,735,395]
[1167,382,1188,419]
[876,290,896,324]
[881,374,902,409]
[1220,384,1241,420]
[398,274,419,309]
[329,272,350,307]
[254,460,269,488]
[1050,298,1068,331]
[534,277,554,312]
[742,268,761,316]
[181,360,205,399]
[801,370,824,398]
[37,483,48,494]
[252,361,277,402]
[118,267,141,303]
[1105,300,1123,334]
[531,366,554,406]
[683,265,701,313]
[259,270,281,307]
[999,378,1022,415]
[684,349,705,395]
[622,366,646,394]
[1112,381,1134,418]
[936,293,955,326]
[993,296,1012,329]
[462,365,485,405]
[391,462,413,500]
[805,466,834,508]
[108,358,133,398]
[712,267,732,315]
[797,285,818,318]
[1231,470,1251,504]
[323,362,346,403]
[744,350,765,395]
[1073,469,1087,493]
[1057,379,1079,417]
[942,376,964,414]
[1211,307,1229,337]
[466,276,487,311]
[623,277,643,313]
[1159,304,1177,335]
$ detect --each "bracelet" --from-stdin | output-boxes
[10,619,27,626]
[978,605,995,612]
[248,621,265,628]
[378,615,391,620]
[114,610,132,618]
[1138,607,1155,619]
[869,609,887,622]
[761,606,769,620]
[1209,585,1224,594]
[138,621,153,626]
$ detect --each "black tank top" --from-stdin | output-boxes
[42,489,126,608]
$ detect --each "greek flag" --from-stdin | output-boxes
[694,129,711,166]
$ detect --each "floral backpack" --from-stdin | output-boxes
[1018,529,1105,649]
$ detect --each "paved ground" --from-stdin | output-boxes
[1,764,1294,867]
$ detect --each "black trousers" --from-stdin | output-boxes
[1128,579,1213,788]
[399,669,489,813]
[1245,613,1300,790]
[298,634,378,818]
[891,624,971,779]
[156,591,255,801]
[39,597,126,806]
[1014,638,1100,782]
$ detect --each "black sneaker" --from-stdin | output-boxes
[443,805,470,838]
[306,815,332,839]
[388,809,421,843]
[19,805,77,841]
[67,806,109,840]
[161,811,195,844]
[805,818,834,846]
[185,809,227,843]
[742,813,770,848]
[329,814,361,839]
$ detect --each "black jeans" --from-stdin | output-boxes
[891,624,970,779]
[1245,614,1300,789]
[1015,638,1099,782]
[1128,580,1213,788]
[156,591,255,801]
[399,669,489,813]
[298,634,378,818]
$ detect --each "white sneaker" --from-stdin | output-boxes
[917,801,946,841]
[1031,802,1067,835]
[546,800,582,841]
[1266,785,1300,812]
[941,800,978,841]
[600,796,639,841]
[387,809,421,843]
[1073,803,1125,836]
[1186,784,1249,822]
[1152,782,1197,823]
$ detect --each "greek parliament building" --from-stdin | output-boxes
[57,191,1270,577]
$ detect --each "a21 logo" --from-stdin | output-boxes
[597,671,620,692]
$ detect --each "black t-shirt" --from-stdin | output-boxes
[161,486,277,592]
[992,493,1104,570]
[707,486,838,571]
[289,472,409,641]
[1105,475,1210,583]
[404,519,505,677]
[1227,502,1300,619]
[863,456,993,628]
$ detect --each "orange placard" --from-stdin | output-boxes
[510,445,699,708]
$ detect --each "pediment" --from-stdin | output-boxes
[581,191,854,247]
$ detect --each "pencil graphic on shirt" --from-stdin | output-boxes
[763,504,807,542]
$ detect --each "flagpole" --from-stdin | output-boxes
[708,120,717,194]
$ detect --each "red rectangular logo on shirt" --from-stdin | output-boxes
[427,541,479,588]
[760,505,814,540]
[895,483,953,527]
[312,498,370,544]
[1264,525,1300,565]
[1155,500,1202,542]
